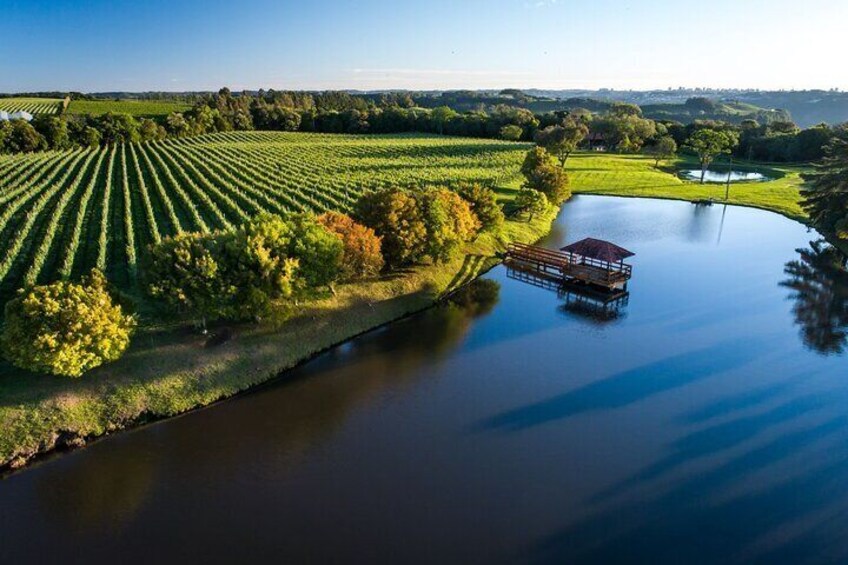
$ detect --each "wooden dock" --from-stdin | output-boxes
[505,241,633,291]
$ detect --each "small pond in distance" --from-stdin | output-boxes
[1,196,847,564]
[682,169,771,183]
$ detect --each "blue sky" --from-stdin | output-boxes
[1,0,845,92]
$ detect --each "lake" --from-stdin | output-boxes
[1,196,847,564]
[682,169,771,183]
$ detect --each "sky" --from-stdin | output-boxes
[1,0,846,93]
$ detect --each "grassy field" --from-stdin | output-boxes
[66,99,193,117]
[0,97,63,115]
[0,133,812,471]
[568,153,807,221]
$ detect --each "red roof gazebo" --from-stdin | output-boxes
[559,237,634,290]
[560,237,635,264]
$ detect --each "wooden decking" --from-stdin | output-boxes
[505,242,633,290]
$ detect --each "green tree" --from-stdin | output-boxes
[166,112,190,137]
[145,232,232,325]
[648,135,678,168]
[457,183,505,231]
[520,146,570,203]
[225,214,300,319]
[418,188,480,263]
[355,188,428,266]
[801,138,848,240]
[1,270,136,377]
[82,126,102,148]
[534,118,589,167]
[686,128,740,183]
[499,124,523,141]
[1,120,45,153]
[514,188,549,220]
[139,118,166,141]
[431,106,459,135]
[93,113,140,144]
[286,214,344,290]
[590,113,657,152]
[32,116,71,150]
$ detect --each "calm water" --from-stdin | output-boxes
[682,169,770,183]
[2,196,848,564]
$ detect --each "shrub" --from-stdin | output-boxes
[355,188,428,267]
[1,270,136,377]
[457,183,504,231]
[317,212,384,280]
[514,188,549,220]
[520,146,570,204]
[419,188,480,263]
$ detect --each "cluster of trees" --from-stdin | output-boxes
[660,119,845,163]
[145,213,381,325]
[0,112,167,153]
[354,186,492,266]
[2,87,844,166]
[0,182,505,377]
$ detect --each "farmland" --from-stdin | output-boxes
[65,99,192,117]
[0,132,527,299]
[0,132,808,303]
[0,97,63,115]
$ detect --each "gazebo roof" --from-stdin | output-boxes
[560,237,635,263]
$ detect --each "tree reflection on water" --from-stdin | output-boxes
[781,240,848,355]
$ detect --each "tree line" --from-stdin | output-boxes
[1,88,842,166]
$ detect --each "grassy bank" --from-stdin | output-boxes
[567,153,808,221]
[0,207,557,470]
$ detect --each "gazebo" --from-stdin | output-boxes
[559,237,634,290]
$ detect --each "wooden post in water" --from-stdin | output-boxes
[725,155,733,201]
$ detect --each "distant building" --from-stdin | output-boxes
[0,110,33,122]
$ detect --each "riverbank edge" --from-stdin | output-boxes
[0,206,560,474]
[573,189,807,223]
[574,189,848,256]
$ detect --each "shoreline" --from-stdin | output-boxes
[0,206,559,474]
[0,189,832,477]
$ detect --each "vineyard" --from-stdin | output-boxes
[65,99,192,117]
[0,97,63,115]
[0,132,527,297]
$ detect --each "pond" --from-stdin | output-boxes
[2,196,847,564]
[682,169,772,183]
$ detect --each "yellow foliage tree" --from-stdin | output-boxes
[1,270,136,377]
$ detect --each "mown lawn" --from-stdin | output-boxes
[568,153,808,221]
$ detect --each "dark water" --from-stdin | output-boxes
[2,196,848,564]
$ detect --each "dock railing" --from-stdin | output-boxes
[505,242,633,289]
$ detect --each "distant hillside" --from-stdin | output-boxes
[408,90,791,125]
[525,89,848,127]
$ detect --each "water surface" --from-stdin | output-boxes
[1,196,847,564]
[682,169,771,183]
